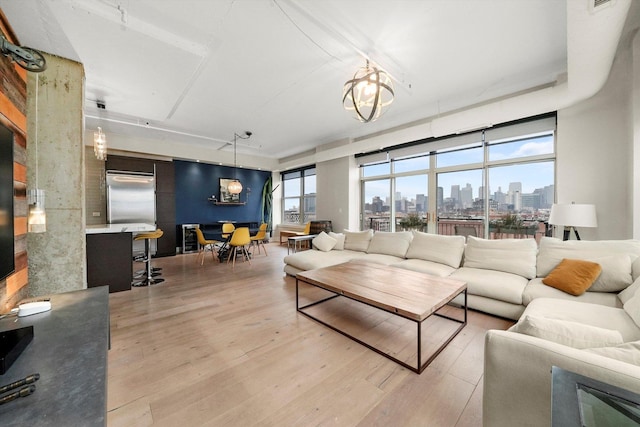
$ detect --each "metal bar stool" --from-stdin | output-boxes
[132,229,164,286]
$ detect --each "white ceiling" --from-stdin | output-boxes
[1,0,569,162]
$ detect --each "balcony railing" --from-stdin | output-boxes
[365,215,547,243]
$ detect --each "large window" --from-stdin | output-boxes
[282,166,316,224]
[359,115,556,241]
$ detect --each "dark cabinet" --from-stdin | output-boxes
[86,232,132,293]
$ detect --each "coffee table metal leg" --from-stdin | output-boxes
[417,321,422,373]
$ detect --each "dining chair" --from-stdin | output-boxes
[250,223,268,256]
[195,227,219,265]
[227,227,251,269]
[454,225,478,241]
[221,223,235,239]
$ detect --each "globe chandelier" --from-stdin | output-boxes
[342,60,395,123]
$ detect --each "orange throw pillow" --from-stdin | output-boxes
[542,258,602,296]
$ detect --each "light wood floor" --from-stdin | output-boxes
[107,243,513,426]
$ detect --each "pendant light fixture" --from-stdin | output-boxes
[94,126,107,160]
[228,131,252,195]
[28,73,46,233]
[343,60,394,123]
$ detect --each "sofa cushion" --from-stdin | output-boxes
[328,232,345,250]
[619,277,640,305]
[624,292,640,328]
[363,253,405,266]
[283,249,365,271]
[509,315,624,349]
[586,255,633,292]
[585,341,640,366]
[462,236,537,279]
[518,298,640,342]
[366,231,412,258]
[392,258,456,278]
[523,278,621,308]
[405,231,465,268]
[343,229,374,252]
[537,237,640,278]
[449,267,528,305]
[542,258,602,296]
[312,232,337,252]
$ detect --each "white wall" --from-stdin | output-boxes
[316,156,358,232]
[556,31,635,240]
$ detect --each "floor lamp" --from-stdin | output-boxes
[548,203,598,240]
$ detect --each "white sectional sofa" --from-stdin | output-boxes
[284,230,640,426]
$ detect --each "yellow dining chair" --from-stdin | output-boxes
[195,227,219,265]
[227,227,251,268]
[221,223,235,239]
[250,223,268,256]
[302,221,311,235]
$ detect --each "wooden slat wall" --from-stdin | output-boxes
[0,9,28,312]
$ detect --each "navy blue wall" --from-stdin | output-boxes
[174,160,271,225]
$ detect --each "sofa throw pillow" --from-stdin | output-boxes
[463,236,537,278]
[328,232,345,250]
[584,341,640,366]
[623,291,640,328]
[366,231,412,258]
[542,258,602,296]
[343,229,373,252]
[510,315,624,349]
[405,231,465,268]
[585,255,633,292]
[312,232,337,252]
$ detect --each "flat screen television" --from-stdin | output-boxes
[0,122,15,281]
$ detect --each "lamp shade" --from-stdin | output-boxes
[27,189,46,233]
[548,204,597,228]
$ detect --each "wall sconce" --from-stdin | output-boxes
[28,73,46,233]
[94,126,107,161]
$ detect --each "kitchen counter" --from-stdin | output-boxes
[85,222,155,234]
[85,223,155,293]
[0,287,109,426]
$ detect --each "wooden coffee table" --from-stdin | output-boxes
[296,260,467,373]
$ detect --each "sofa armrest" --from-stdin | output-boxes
[484,330,640,427]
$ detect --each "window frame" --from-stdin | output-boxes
[359,115,557,234]
[281,165,316,225]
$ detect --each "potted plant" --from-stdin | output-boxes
[398,213,427,232]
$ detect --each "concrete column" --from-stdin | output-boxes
[27,53,86,296]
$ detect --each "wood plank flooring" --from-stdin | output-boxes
[107,243,513,426]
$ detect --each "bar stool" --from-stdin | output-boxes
[132,229,164,286]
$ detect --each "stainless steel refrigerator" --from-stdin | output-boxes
[106,170,157,253]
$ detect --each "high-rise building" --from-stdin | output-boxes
[460,183,473,208]
[451,185,460,207]
[416,194,426,213]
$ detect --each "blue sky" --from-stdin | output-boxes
[364,134,554,202]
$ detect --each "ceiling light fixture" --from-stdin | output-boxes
[94,126,107,161]
[228,131,252,194]
[343,60,394,123]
